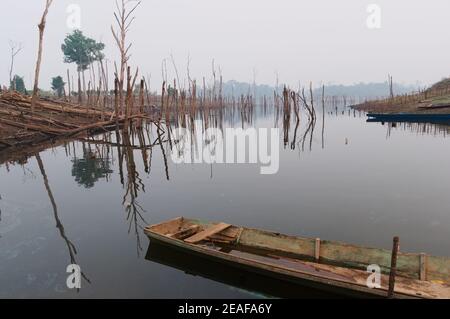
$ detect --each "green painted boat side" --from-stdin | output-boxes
[145,226,399,299]
[188,218,449,282]
[144,217,450,298]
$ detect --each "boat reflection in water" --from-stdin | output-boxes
[367,113,450,138]
[145,240,343,299]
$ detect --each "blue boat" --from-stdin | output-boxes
[367,113,450,124]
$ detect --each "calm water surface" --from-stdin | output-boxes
[1,107,449,298]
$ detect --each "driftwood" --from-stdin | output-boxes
[3,92,114,117]
[0,92,155,152]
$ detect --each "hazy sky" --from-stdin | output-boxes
[1,0,449,90]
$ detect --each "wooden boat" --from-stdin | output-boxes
[367,113,450,124]
[144,217,450,299]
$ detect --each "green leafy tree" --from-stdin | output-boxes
[51,76,66,97]
[61,30,105,96]
[10,75,27,94]
[71,145,113,189]
[61,30,105,71]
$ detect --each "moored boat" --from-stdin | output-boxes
[367,113,450,124]
[144,217,450,299]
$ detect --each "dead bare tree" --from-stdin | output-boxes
[170,53,181,91]
[67,69,71,100]
[211,59,216,102]
[388,74,394,99]
[111,0,141,114]
[322,85,325,149]
[31,0,53,112]
[9,41,23,90]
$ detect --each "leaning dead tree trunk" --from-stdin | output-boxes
[31,0,53,112]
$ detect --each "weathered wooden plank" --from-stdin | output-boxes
[238,229,315,258]
[208,230,241,244]
[209,238,235,244]
[209,233,235,241]
[169,225,200,240]
[185,223,231,244]
[145,217,184,236]
[217,226,241,238]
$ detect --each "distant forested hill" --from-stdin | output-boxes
[220,80,419,99]
[313,82,418,98]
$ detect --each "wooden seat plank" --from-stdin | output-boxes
[185,223,231,244]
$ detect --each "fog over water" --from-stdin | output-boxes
[1,0,450,90]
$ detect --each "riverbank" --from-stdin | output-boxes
[353,79,450,115]
[354,95,450,114]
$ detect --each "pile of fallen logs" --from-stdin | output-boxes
[0,91,155,151]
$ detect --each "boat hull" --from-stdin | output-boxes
[145,231,415,299]
[144,217,450,299]
[146,240,344,298]
[367,113,450,124]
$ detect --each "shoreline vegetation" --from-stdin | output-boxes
[353,78,450,115]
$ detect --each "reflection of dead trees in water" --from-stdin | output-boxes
[35,153,90,287]
[81,122,169,256]
[239,95,255,129]
[300,116,316,152]
[282,87,291,147]
[326,95,359,116]
[157,124,170,181]
[136,124,150,173]
[290,91,301,150]
[71,141,113,188]
[121,130,148,257]
[111,0,151,256]
[167,94,254,136]
[82,121,168,181]
[274,90,281,128]
[383,121,450,138]
[206,102,253,131]
[114,123,169,256]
